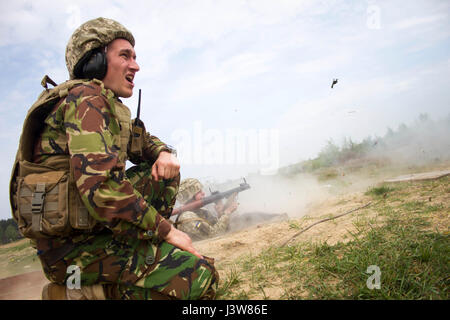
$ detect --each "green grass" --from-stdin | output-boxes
[364,185,396,197]
[0,239,42,278]
[400,201,444,214]
[217,177,449,300]
[299,215,448,299]
[317,168,339,181]
[216,265,243,298]
[0,239,30,254]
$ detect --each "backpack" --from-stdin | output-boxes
[9,75,97,239]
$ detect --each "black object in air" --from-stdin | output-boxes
[331,78,338,88]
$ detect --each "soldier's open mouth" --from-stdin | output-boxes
[126,75,134,85]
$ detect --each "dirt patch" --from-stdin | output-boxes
[195,191,377,267]
[384,170,450,183]
[0,271,47,300]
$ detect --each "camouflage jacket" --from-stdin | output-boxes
[33,80,172,248]
[176,209,230,241]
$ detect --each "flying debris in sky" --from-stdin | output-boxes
[331,78,338,88]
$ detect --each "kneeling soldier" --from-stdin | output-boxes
[10,17,218,300]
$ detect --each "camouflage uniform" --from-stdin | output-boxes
[176,210,231,241]
[32,18,218,300]
[175,179,234,241]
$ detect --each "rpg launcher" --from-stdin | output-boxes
[171,179,251,217]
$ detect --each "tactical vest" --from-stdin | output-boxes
[9,76,133,239]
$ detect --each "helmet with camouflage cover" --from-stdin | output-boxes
[65,17,135,79]
[177,178,204,204]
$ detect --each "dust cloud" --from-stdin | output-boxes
[206,172,330,233]
[367,114,450,167]
[236,173,326,218]
[209,114,450,232]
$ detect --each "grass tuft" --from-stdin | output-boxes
[365,185,395,197]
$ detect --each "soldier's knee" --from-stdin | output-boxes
[197,256,220,300]
[157,172,180,190]
[167,172,180,188]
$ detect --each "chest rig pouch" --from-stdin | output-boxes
[9,76,108,239]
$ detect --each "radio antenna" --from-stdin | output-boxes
[135,89,141,126]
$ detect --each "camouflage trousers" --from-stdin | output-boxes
[38,162,219,300]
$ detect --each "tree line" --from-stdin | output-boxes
[280,113,450,176]
[0,219,23,245]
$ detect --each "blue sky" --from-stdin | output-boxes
[0,0,449,220]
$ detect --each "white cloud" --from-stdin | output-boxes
[294,53,350,75]
[170,51,274,101]
[65,5,82,30]
[393,13,447,30]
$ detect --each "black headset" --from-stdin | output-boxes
[73,48,107,80]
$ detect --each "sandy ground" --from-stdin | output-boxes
[1,168,448,300]
[195,190,376,266]
[0,271,47,300]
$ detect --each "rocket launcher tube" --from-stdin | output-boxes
[171,180,251,216]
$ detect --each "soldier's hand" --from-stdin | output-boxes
[224,201,238,215]
[223,192,238,214]
[152,151,180,181]
[214,200,224,216]
[164,225,203,259]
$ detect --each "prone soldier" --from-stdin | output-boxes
[174,179,239,241]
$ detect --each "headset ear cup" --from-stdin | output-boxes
[82,50,107,80]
